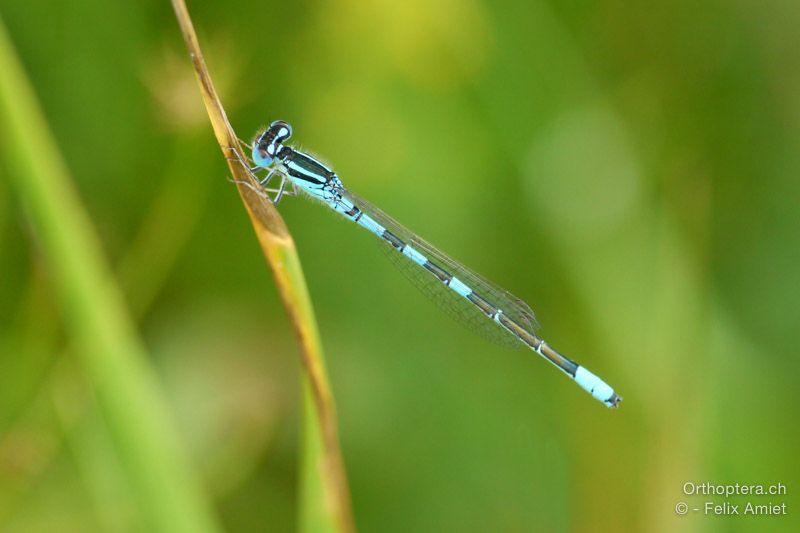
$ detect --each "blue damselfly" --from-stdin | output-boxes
[241,120,621,408]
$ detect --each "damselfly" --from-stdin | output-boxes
[243,120,621,408]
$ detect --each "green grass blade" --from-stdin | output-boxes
[0,15,221,533]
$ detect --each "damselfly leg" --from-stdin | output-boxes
[223,144,297,204]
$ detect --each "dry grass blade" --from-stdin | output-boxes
[169,1,354,531]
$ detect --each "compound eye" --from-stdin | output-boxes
[252,144,273,168]
[270,120,293,143]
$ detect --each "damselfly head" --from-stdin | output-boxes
[252,120,293,168]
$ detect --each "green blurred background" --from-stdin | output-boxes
[1,0,799,531]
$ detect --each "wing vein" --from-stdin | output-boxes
[345,190,539,347]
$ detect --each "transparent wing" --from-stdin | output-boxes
[345,190,540,348]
